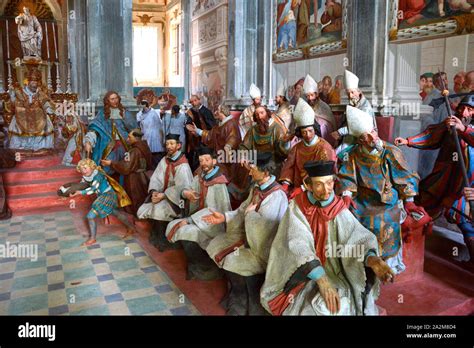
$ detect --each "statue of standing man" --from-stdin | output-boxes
[15,7,43,58]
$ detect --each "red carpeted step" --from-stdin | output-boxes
[5,175,82,196]
[13,155,63,169]
[8,191,92,212]
[1,165,79,182]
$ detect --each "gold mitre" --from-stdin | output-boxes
[27,68,42,82]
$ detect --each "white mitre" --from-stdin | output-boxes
[275,80,287,97]
[294,98,315,128]
[346,105,374,137]
[249,83,262,99]
[303,74,318,94]
[344,70,359,90]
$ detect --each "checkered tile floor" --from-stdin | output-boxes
[0,211,200,315]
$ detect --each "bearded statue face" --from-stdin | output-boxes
[28,80,38,92]
[255,106,270,134]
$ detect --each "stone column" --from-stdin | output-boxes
[0,24,5,93]
[346,0,389,105]
[226,0,273,108]
[391,43,423,107]
[57,3,69,94]
[388,42,433,173]
[444,35,470,81]
[226,0,246,106]
[86,0,134,106]
[181,0,191,101]
[67,0,89,101]
[259,0,273,105]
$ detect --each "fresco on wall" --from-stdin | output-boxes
[390,0,473,42]
[398,0,473,28]
[274,0,347,63]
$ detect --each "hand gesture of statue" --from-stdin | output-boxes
[245,203,258,215]
[445,115,466,133]
[316,275,340,315]
[394,137,408,146]
[100,159,112,167]
[186,123,198,135]
[366,256,395,283]
[85,142,92,156]
[182,189,200,202]
[202,208,225,225]
[281,132,295,143]
[331,130,342,141]
[463,187,474,202]
[151,192,165,204]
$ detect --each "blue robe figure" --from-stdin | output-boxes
[338,141,419,273]
[84,107,137,175]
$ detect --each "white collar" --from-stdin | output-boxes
[83,169,98,181]
[24,86,37,96]
[219,115,233,126]
[110,108,122,119]
[303,135,318,147]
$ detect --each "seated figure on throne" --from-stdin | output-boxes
[7,68,55,154]
[84,91,137,175]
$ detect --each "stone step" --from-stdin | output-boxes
[5,175,81,196]
[1,165,79,182]
[8,191,92,212]
[13,155,63,169]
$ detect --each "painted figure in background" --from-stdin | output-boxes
[277,0,298,51]
[15,7,43,58]
[321,0,343,32]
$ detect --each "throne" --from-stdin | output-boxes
[0,60,78,156]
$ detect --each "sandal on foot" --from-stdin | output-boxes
[121,228,136,239]
[81,239,97,246]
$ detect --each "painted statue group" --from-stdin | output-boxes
[9,65,474,316]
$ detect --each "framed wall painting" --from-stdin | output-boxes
[273,0,348,63]
[389,0,474,43]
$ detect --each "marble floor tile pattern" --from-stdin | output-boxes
[0,211,200,316]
